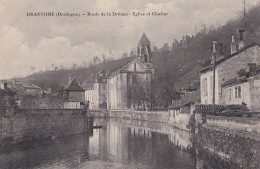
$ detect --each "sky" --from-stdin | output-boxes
[0,0,259,79]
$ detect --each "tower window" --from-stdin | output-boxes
[132,75,137,84]
[144,55,148,62]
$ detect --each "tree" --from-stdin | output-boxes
[153,72,180,108]
[131,75,152,110]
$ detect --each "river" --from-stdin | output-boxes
[0,118,241,169]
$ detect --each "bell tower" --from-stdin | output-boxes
[137,33,152,63]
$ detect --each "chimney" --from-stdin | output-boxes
[231,36,237,54]
[211,41,217,64]
[238,28,245,50]
[4,83,7,90]
[248,63,257,75]
[69,74,73,83]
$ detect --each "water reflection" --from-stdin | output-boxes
[0,118,241,169]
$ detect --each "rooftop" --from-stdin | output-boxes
[168,89,200,109]
[107,56,138,77]
[222,69,260,88]
[64,77,85,91]
[201,42,260,73]
[194,104,249,114]
[138,33,150,45]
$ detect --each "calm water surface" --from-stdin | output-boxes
[0,118,239,169]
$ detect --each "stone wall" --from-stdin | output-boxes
[88,109,169,123]
[196,115,260,168]
[19,95,64,109]
[168,113,191,131]
[198,125,260,169]
[0,109,88,145]
[109,110,168,122]
[206,115,260,135]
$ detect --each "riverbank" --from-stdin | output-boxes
[1,108,260,168]
[88,109,260,168]
[88,109,169,123]
[0,109,89,146]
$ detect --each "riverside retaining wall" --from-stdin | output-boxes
[198,124,260,169]
[197,115,260,169]
[0,109,88,145]
[206,115,260,134]
[88,109,169,123]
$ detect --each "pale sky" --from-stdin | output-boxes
[0,0,259,79]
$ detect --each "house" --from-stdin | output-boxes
[0,81,16,115]
[63,75,86,109]
[10,79,43,96]
[0,79,44,107]
[222,68,260,111]
[200,31,260,106]
[107,33,154,110]
[83,70,107,109]
[168,89,200,131]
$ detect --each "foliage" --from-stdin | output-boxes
[131,76,152,110]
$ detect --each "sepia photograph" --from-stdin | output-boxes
[0,0,260,168]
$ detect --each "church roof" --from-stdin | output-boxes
[64,77,85,91]
[107,56,152,78]
[107,56,135,75]
[138,33,150,45]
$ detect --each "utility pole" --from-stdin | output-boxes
[212,41,217,114]
[243,0,246,28]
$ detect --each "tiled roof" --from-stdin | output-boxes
[47,88,64,95]
[201,42,260,73]
[168,89,200,109]
[64,78,85,91]
[222,71,260,87]
[2,80,42,96]
[13,80,41,89]
[138,33,150,45]
[194,104,248,113]
[107,56,136,75]
[221,78,245,87]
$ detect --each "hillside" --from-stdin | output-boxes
[24,3,260,107]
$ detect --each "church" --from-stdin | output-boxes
[107,33,154,110]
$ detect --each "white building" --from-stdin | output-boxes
[83,70,107,110]
[200,34,260,108]
[107,33,154,110]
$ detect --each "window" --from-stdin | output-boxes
[132,75,137,84]
[202,78,208,96]
[235,86,242,99]
[229,88,232,100]
[238,86,241,98]
[210,76,213,91]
